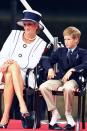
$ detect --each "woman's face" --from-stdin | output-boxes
[23,21,38,35]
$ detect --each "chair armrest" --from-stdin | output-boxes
[76,69,87,96]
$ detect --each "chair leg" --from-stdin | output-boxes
[24,89,41,128]
[82,93,86,129]
[76,96,81,131]
[48,111,52,123]
[33,90,41,128]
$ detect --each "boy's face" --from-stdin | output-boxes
[64,35,79,49]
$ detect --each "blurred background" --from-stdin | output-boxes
[0,0,87,121]
[0,0,87,49]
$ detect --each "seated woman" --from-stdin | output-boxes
[0,9,46,128]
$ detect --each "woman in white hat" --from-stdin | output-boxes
[0,9,46,128]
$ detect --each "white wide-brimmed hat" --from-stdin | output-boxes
[17,10,44,30]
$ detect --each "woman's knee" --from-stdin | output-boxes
[5,72,12,78]
[4,72,12,83]
[8,62,20,73]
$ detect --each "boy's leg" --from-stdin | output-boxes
[39,80,62,126]
[63,80,78,127]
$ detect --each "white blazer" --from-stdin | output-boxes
[0,30,47,88]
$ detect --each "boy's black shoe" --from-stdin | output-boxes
[49,123,62,130]
[63,124,75,130]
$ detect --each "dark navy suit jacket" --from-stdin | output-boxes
[42,46,87,86]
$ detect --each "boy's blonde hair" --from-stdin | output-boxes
[63,26,81,40]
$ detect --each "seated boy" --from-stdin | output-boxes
[39,26,87,130]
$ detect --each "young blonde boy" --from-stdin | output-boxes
[39,26,87,130]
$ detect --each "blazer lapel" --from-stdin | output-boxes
[63,49,69,67]
[71,47,79,65]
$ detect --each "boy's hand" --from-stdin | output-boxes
[48,68,55,79]
[62,68,76,83]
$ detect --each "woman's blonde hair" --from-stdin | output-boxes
[63,26,81,40]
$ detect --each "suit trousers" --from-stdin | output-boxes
[39,79,78,115]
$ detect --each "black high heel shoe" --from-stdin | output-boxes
[0,123,8,128]
[21,112,34,129]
